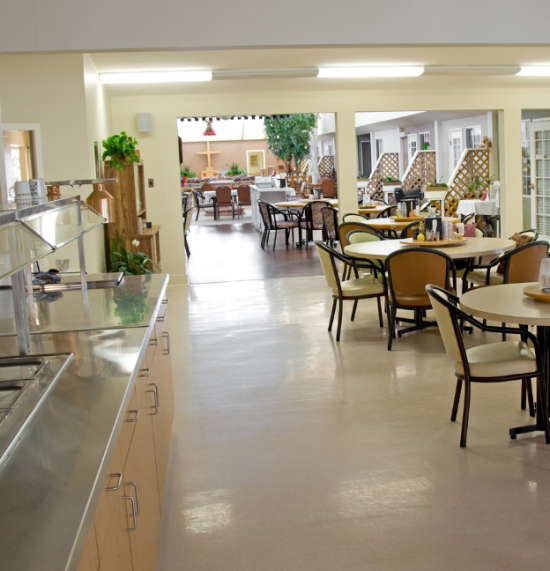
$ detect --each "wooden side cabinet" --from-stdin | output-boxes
[77,300,174,571]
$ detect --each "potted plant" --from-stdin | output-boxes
[180,165,197,187]
[423,142,431,150]
[102,131,140,171]
[467,175,495,199]
[425,176,448,192]
[110,233,155,275]
[226,162,247,176]
[383,176,401,185]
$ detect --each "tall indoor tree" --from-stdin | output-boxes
[264,114,318,174]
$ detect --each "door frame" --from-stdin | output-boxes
[3,123,44,179]
[360,140,371,176]
[449,129,463,173]
[407,133,418,165]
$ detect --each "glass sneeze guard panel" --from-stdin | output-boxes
[19,202,106,249]
[0,222,54,282]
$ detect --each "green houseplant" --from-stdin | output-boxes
[264,114,318,175]
[102,131,140,172]
[426,176,448,188]
[226,162,247,176]
[180,165,197,179]
[110,232,155,275]
[467,175,495,199]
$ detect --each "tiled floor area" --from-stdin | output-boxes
[158,276,550,571]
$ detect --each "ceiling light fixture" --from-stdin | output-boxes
[100,70,212,84]
[517,66,550,76]
[317,66,424,78]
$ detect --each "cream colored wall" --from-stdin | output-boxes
[110,87,550,284]
[0,54,107,273]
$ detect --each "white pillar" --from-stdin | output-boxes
[0,98,9,209]
[309,128,320,182]
[434,120,440,180]
[335,110,358,219]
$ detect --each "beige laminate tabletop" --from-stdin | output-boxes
[363,217,460,230]
[460,282,550,326]
[357,206,386,215]
[344,236,516,261]
[275,199,338,208]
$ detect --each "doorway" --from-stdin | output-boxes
[407,133,418,162]
[361,141,371,177]
[449,129,463,172]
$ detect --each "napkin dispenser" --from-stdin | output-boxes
[424,216,442,240]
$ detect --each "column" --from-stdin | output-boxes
[335,110,358,219]
[0,98,9,209]
[498,107,523,237]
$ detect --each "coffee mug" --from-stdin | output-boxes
[29,178,46,198]
[9,181,32,200]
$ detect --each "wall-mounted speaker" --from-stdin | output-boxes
[136,112,152,132]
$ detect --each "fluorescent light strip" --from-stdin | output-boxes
[318,66,424,78]
[517,66,550,77]
[100,70,212,84]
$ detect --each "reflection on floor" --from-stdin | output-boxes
[186,221,323,284]
[159,277,550,571]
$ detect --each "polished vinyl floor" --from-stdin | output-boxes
[159,275,550,571]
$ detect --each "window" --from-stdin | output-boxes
[465,126,481,149]
[376,138,383,159]
[326,143,334,156]
[419,132,430,149]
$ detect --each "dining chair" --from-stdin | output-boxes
[338,222,385,279]
[315,241,386,341]
[386,247,456,350]
[182,206,193,257]
[426,284,550,447]
[462,212,475,224]
[214,185,235,219]
[321,178,336,199]
[400,221,421,239]
[342,213,372,223]
[236,185,251,219]
[191,189,215,221]
[257,199,300,250]
[376,204,398,218]
[201,181,214,192]
[300,201,330,249]
[321,206,339,248]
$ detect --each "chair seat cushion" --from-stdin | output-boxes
[393,286,455,307]
[300,221,323,229]
[454,340,537,378]
[275,220,298,229]
[332,274,384,298]
[465,269,504,287]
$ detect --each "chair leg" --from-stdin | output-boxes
[376,296,383,328]
[336,298,344,342]
[285,229,290,247]
[387,303,396,351]
[184,237,190,257]
[351,299,358,321]
[328,298,337,331]
[451,379,462,421]
[272,229,277,251]
[265,229,270,245]
[535,374,550,444]
[525,378,535,417]
[195,208,200,221]
[260,228,267,249]
[502,323,507,342]
[460,380,472,448]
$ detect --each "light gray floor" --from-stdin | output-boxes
[158,277,550,571]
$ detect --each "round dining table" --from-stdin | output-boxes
[460,282,550,440]
[344,236,515,261]
[275,199,338,209]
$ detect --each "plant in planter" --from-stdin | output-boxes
[102,131,140,171]
[181,165,197,179]
[110,233,155,275]
[423,142,431,150]
[426,176,448,188]
[467,175,495,199]
[384,176,400,183]
[226,162,247,176]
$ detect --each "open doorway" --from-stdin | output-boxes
[178,114,337,284]
[2,126,42,200]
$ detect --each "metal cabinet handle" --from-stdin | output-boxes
[163,331,170,355]
[156,315,165,323]
[139,368,150,378]
[162,299,169,304]
[148,387,159,415]
[123,495,137,531]
[106,473,123,491]
[126,481,140,515]
[127,409,139,423]
[149,338,158,347]
[150,382,160,409]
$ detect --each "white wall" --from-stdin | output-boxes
[317,113,335,136]
[0,54,106,273]
[437,113,489,182]
[0,0,547,52]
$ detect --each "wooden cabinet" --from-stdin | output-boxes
[77,300,173,571]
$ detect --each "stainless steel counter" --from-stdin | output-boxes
[0,274,169,335]
[0,273,170,571]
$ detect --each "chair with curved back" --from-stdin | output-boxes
[400,221,421,239]
[315,241,386,341]
[426,284,550,448]
[201,181,214,192]
[386,247,456,350]
[214,185,235,219]
[191,189,215,221]
[300,201,330,249]
[321,206,339,248]
[257,199,300,250]
[236,185,251,219]
[342,213,372,224]
[338,222,386,279]
[377,204,398,218]
[182,206,193,257]
[321,178,336,199]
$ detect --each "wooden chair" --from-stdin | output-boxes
[386,247,456,350]
[236,185,251,219]
[321,178,336,199]
[426,284,550,447]
[315,241,386,341]
[214,186,235,219]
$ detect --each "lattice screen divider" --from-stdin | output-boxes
[367,153,399,200]
[402,151,436,192]
[318,156,335,178]
[444,149,490,216]
[287,174,312,192]
[297,158,310,174]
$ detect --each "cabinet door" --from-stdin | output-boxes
[76,521,99,571]
[150,309,175,507]
[124,388,162,571]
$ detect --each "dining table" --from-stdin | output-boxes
[363,216,461,232]
[460,282,550,440]
[344,236,515,262]
[275,199,339,209]
[358,205,386,217]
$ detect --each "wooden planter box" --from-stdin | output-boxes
[424,185,448,192]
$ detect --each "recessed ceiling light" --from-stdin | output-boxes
[317,66,424,78]
[517,66,550,76]
[100,70,212,84]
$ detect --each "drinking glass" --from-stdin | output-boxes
[539,258,550,290]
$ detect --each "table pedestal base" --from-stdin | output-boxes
[397,310,437,337]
